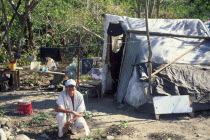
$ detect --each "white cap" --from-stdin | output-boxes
[65,79,76,86]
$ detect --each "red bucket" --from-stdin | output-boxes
[18,99,33,115]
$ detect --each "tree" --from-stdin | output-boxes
[1,0,12,60]
[9,0,39,60]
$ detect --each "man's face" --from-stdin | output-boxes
[66,85,76,96]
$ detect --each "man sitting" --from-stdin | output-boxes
[55,79,90,138]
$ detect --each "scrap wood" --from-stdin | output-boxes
[145,0,152,95]
[149,40,207,78]
[127,30,210,40]
[82,26,104,41]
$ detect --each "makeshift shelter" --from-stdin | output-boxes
[102,14,210,110]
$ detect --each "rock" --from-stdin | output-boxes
[198,115,203,118]
[101,134,107,138]
[5,131,11,138]
[16,128,21,133]
[40,133,50,139]
[0,128,7,140]
[8,128,13,133]
[3,126,9,131]
[8,136,14,140]
[7,118,11,122]
[5,122,13,128]
[14,134,30,140]
[107,135,115,140]
[0,120,7,126]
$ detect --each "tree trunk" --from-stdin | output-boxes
[0,0,21,49]
[9,0,39,61]
[1,0,12,60]
[149,0,155,18]
[27,14,35,48]
[157,0,160,18]
[138,0,142,18]
[135,0,142,18]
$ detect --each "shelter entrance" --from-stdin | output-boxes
[107,23,125,93]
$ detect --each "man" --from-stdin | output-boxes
[55,79,90,138]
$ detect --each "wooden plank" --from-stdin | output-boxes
[17,68,65,75]
[127,30,210,40]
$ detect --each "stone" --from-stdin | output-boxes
[107,135,115,140]
[8,136,14,140]
[5,131,11,138]
[0,120,7,126]
[8,128,13,133]
[3,126,9,131]
[14,134,30,140]
[16,128,21,133]
[0,128,7,140]
[101,134,107,138]
[5,122,13,128]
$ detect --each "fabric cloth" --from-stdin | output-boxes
[107,23,124,36]
[56,90,90,137]
[39,47,62,61]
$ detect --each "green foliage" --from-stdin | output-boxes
[118,121,128,129]
[0,109,6,116]
[31,113,51,124]
[83,111,93,119]
[80,75,90,81]
[79,137,93,140]
[159,0,210,19]
[93,128,102,139]
[0,48,10,63]
[17,47,39,66]
[78,87,89,96]
[188,0,210,19]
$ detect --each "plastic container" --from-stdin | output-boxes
[8,62,16,71]
[30,62,40,71]
[17,99,33,115]
[42,67,48,72]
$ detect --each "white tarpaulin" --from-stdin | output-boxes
[102,14,210,107]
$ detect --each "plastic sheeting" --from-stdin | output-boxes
[102,14,210,105]
[124,67,150,108]
[152,64,210,101]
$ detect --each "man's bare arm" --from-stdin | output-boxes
[55,104,83,117]
[55,104,73,114]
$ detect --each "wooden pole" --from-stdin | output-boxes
[77,47,80,82]
[148,40,206,78]
[145,0,153,95]
[127,30,210,40]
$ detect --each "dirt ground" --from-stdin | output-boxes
[0,72,210,140]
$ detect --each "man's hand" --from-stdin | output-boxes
[63,121,72,134]
[72,111,83,117]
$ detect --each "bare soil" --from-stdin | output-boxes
[0,71,210,140]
